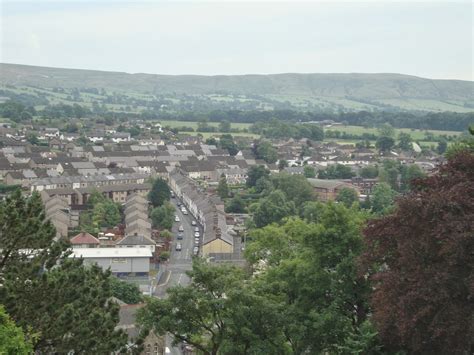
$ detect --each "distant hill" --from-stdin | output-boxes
[1,63,473,112]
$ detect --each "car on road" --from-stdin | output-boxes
[177,233,183,240]
[193,246,199,255]
[194,231,200,237]
[191,220,197,226]
[175,243,182,251]
[174,215,180,222]
[194,227,199,232]
[178,225,184,232]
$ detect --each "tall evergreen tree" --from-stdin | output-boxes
[0,191,128,353]
[148,177,171,207]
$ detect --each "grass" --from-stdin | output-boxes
[325,125,461,140]
[158,120,252,130]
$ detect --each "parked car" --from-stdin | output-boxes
[194,227,199,232]
[177,233,183,240]
[174,215,180,222]
[194,239,199,245]
[191,220,197,226]
[179,225,184,232]
[175,243,182,251]
[183,210,188,215]
[170,191,175,198]
[194,232,200,238]
[193,246,199,255]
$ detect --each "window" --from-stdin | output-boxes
[112,258,127,263]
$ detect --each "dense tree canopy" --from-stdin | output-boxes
[148,178,171,207]
[0,191,127,353]
[0,306,33,355]
[151,201,175,230]
[361,151,474,354]
[110,277,143,304]
[318,164,355,179]
[246,165,270,187]
[254,140,278,164]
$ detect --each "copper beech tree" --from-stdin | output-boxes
[360,151,474,354]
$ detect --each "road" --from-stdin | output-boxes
[154,196,199,354]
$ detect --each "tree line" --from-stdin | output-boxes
[1,98,472,132]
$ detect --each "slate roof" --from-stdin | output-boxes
[117,234,155,246]
[70,232,100,245]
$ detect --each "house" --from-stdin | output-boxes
[70,232,101,248]
[307,178,359,201]
[215,167,248,185]
[116,303,165,355]
[111,132,131,143]
[70,247,152,275]
[343,177,378,195]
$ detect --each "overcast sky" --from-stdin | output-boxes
[1,1,472,80]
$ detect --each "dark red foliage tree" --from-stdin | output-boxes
[360,151,474,354]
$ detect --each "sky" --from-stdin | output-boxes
[1,0,472,80]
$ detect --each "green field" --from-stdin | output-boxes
[158,120,252,130]
[326,125,461,140]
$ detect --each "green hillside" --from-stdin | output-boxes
[1,63,473,112]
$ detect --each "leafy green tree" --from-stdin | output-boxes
[359,165,379,179]
[252,190,295,227]
[0,191,128,353]
[205,137,218,146]
[278,159,289,170]
[303,165,316,178]
[148,178,171,207]
[225,195,246,214]
[160,229,173,241]
[254,176,273,194]
[218,119,231,132]
[138,260,276,355]
[271,173,315,206]
[246,205,375,354]
[246,165,270,187]
[196,118,210,132]
[399,164,425,192]
[378,166,399,191]
[26,133,39,145]
[110,277,143,304]
[217,175,229,199]
[219,134,239,156]
[375,136,395,152]
[377,123,395,138]
[92,199,121,228]
[151,202,175,230]
[336,187,359,208]
[255,141,278,164]
[398,132,412,151]
[87,190,106,205]
[0,306,34,355]
[371,182,396,215]
[319,164,354,179]
[437,139,448,155]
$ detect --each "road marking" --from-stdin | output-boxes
[177,273,183,285]
[157,270,172,287]
[185,248,189,260]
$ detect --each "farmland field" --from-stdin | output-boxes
[325,125,461,140]
[158,120,252,130]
